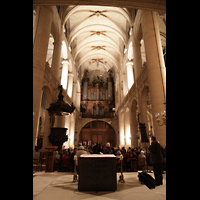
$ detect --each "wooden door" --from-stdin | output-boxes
[92,134,103,144]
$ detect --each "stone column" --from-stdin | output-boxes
[132,39,143,80]
[67,72,74,98]
[119,111,125,147]
[69,113,75,148]
[33,6,52,152]
[33,9,37,43]
[141,10,166,146]
[51,40,62,81]
[72,82,77,105]
[76,92,81,112]
[64,114,71,148]
[42,110,52,149]
[122,74,128,96]
[126,61,134,90]
[61,59,69,90]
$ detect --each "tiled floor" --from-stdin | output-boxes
[33,171,166,200]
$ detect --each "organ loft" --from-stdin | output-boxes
[81,69,115,119]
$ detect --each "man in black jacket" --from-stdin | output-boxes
[149,136,164,186]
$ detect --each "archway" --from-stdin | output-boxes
[79,120,116,147]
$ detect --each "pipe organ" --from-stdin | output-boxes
[81,70,115,118]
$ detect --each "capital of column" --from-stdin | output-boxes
[126,60,134,66]
[62,58,69,65]
[68,72,74,77]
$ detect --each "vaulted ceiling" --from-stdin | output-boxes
[63,5,132,83]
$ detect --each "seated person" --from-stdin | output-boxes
[104,142,113,154]
[138,150,146,171]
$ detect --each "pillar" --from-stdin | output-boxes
[126,61,134,90]
[119,111,125,147]
[125,108,131,148]
[67,72,74,98]
[122,74,128,96]
[64,114,71,148]
[42,110,52,149]
[129,100,138,148]
[132,39,143,80]
[61,59,69,90]
[72,82,77,106]
[76,92,81,112]
[51,40,62,81]
[141,10,166,146]
[69,113,75,148]
[33,6,52,152]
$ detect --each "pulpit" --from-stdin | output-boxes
[78,154,117,191]
[45,146,57,172]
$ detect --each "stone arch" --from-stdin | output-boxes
[78,119,117,147]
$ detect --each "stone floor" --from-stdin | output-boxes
[33,171,166,200]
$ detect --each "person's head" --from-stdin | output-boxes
[106,142,110,147]
[151,136,156,142]
[79,146,85,150]
[140,150,144,155]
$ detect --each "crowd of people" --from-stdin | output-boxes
[53,141,166,173]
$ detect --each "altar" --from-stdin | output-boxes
[78,154,117,191]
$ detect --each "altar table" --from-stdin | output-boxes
[78,154,117,191]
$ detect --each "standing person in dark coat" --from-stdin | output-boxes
[149,136,164,186]
[92,142,101,154]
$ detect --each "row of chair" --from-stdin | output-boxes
[33,153,146,173]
